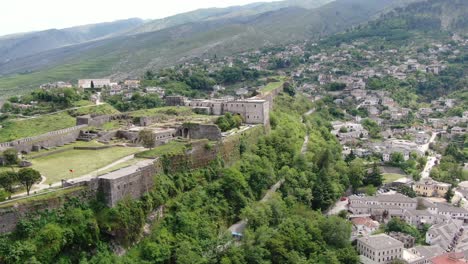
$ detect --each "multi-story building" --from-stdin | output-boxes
[349,194,418,221]
[349,194,418,210]
[388,232,415,248]
[428,203,468,223]
[403,209,448,228]
[426,219,463,251]
[401,245,445,264]
[78,79,111,89]
[357,234,404,263]
[414,178,451,198]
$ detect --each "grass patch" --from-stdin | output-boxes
[72,100,94,107]
[383,173,406,184]
[260,76,285,93]
[68,104,120,117]
[31,146,143,184]
[99,120,122,131]
[136,141,188,159]
[129,106,193,118]
[0,112,76,143]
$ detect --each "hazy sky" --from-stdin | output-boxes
[0,0,277,36]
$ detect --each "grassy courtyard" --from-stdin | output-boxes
[260,76,286,93]
[136,140,189,159]
[383,173,407,184]
[0,112,76,143]
[31,146,143,184]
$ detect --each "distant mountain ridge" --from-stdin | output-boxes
[1,0,461,96]
[0,18,144,63]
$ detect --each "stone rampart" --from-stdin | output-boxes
[176,123,222,141]
[0,125,265,234]
[0,186,92,234]
[0,125,87,153]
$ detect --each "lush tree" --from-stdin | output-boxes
[397,185,416,198]
[362,119,381,138]
[326,82,347,91]
[390,152,405,165]
[139,129,155,149]
[2,148,19,168]
[364,163,383,187]
[216,113,243,132]
[385,218,419,239]
[0,171,18,198]
[349,158,365,191]
[445,187,454,202]
[143,70,155,80]
[283,82,296,97]
[319,216,352,248]
[17,168,41,196]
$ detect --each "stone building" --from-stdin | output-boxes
[223,99,269,125]
[428,203,468,223]
[78,79,111,89]
[388,232,415,248]
[351,217,380,239]
[403,209,448,228]
[401,245,445,264]
[414,178,451,198]
[357,234,404,263]
[426,219,463,251]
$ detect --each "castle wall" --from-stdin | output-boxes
[76,115,111,127]
[176,124,222,141]
[0,125,87,153]
[99,161,158,207]
[0,120,266,234]
[223,100,270,125]
[0,186,93,234]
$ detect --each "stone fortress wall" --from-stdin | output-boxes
[0,78,286,233]
[0,125,88,153]
[0,124,265,234]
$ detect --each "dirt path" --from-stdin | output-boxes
[228,179,285,235]
[300,108,315,154]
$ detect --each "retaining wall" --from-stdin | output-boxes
[0,125,87,153]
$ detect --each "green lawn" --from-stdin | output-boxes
[260,77,285,93]
[383,173,406,184]
[130,106,193,118]
[0,112,76,143]
[68,104,120,117]
[136,141,188,159]
[31,146,143,184]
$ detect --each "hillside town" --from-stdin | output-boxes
[0,0,467,263]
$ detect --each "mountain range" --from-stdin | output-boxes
[0,0,466,96]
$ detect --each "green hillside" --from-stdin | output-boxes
[0,0,405,96]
